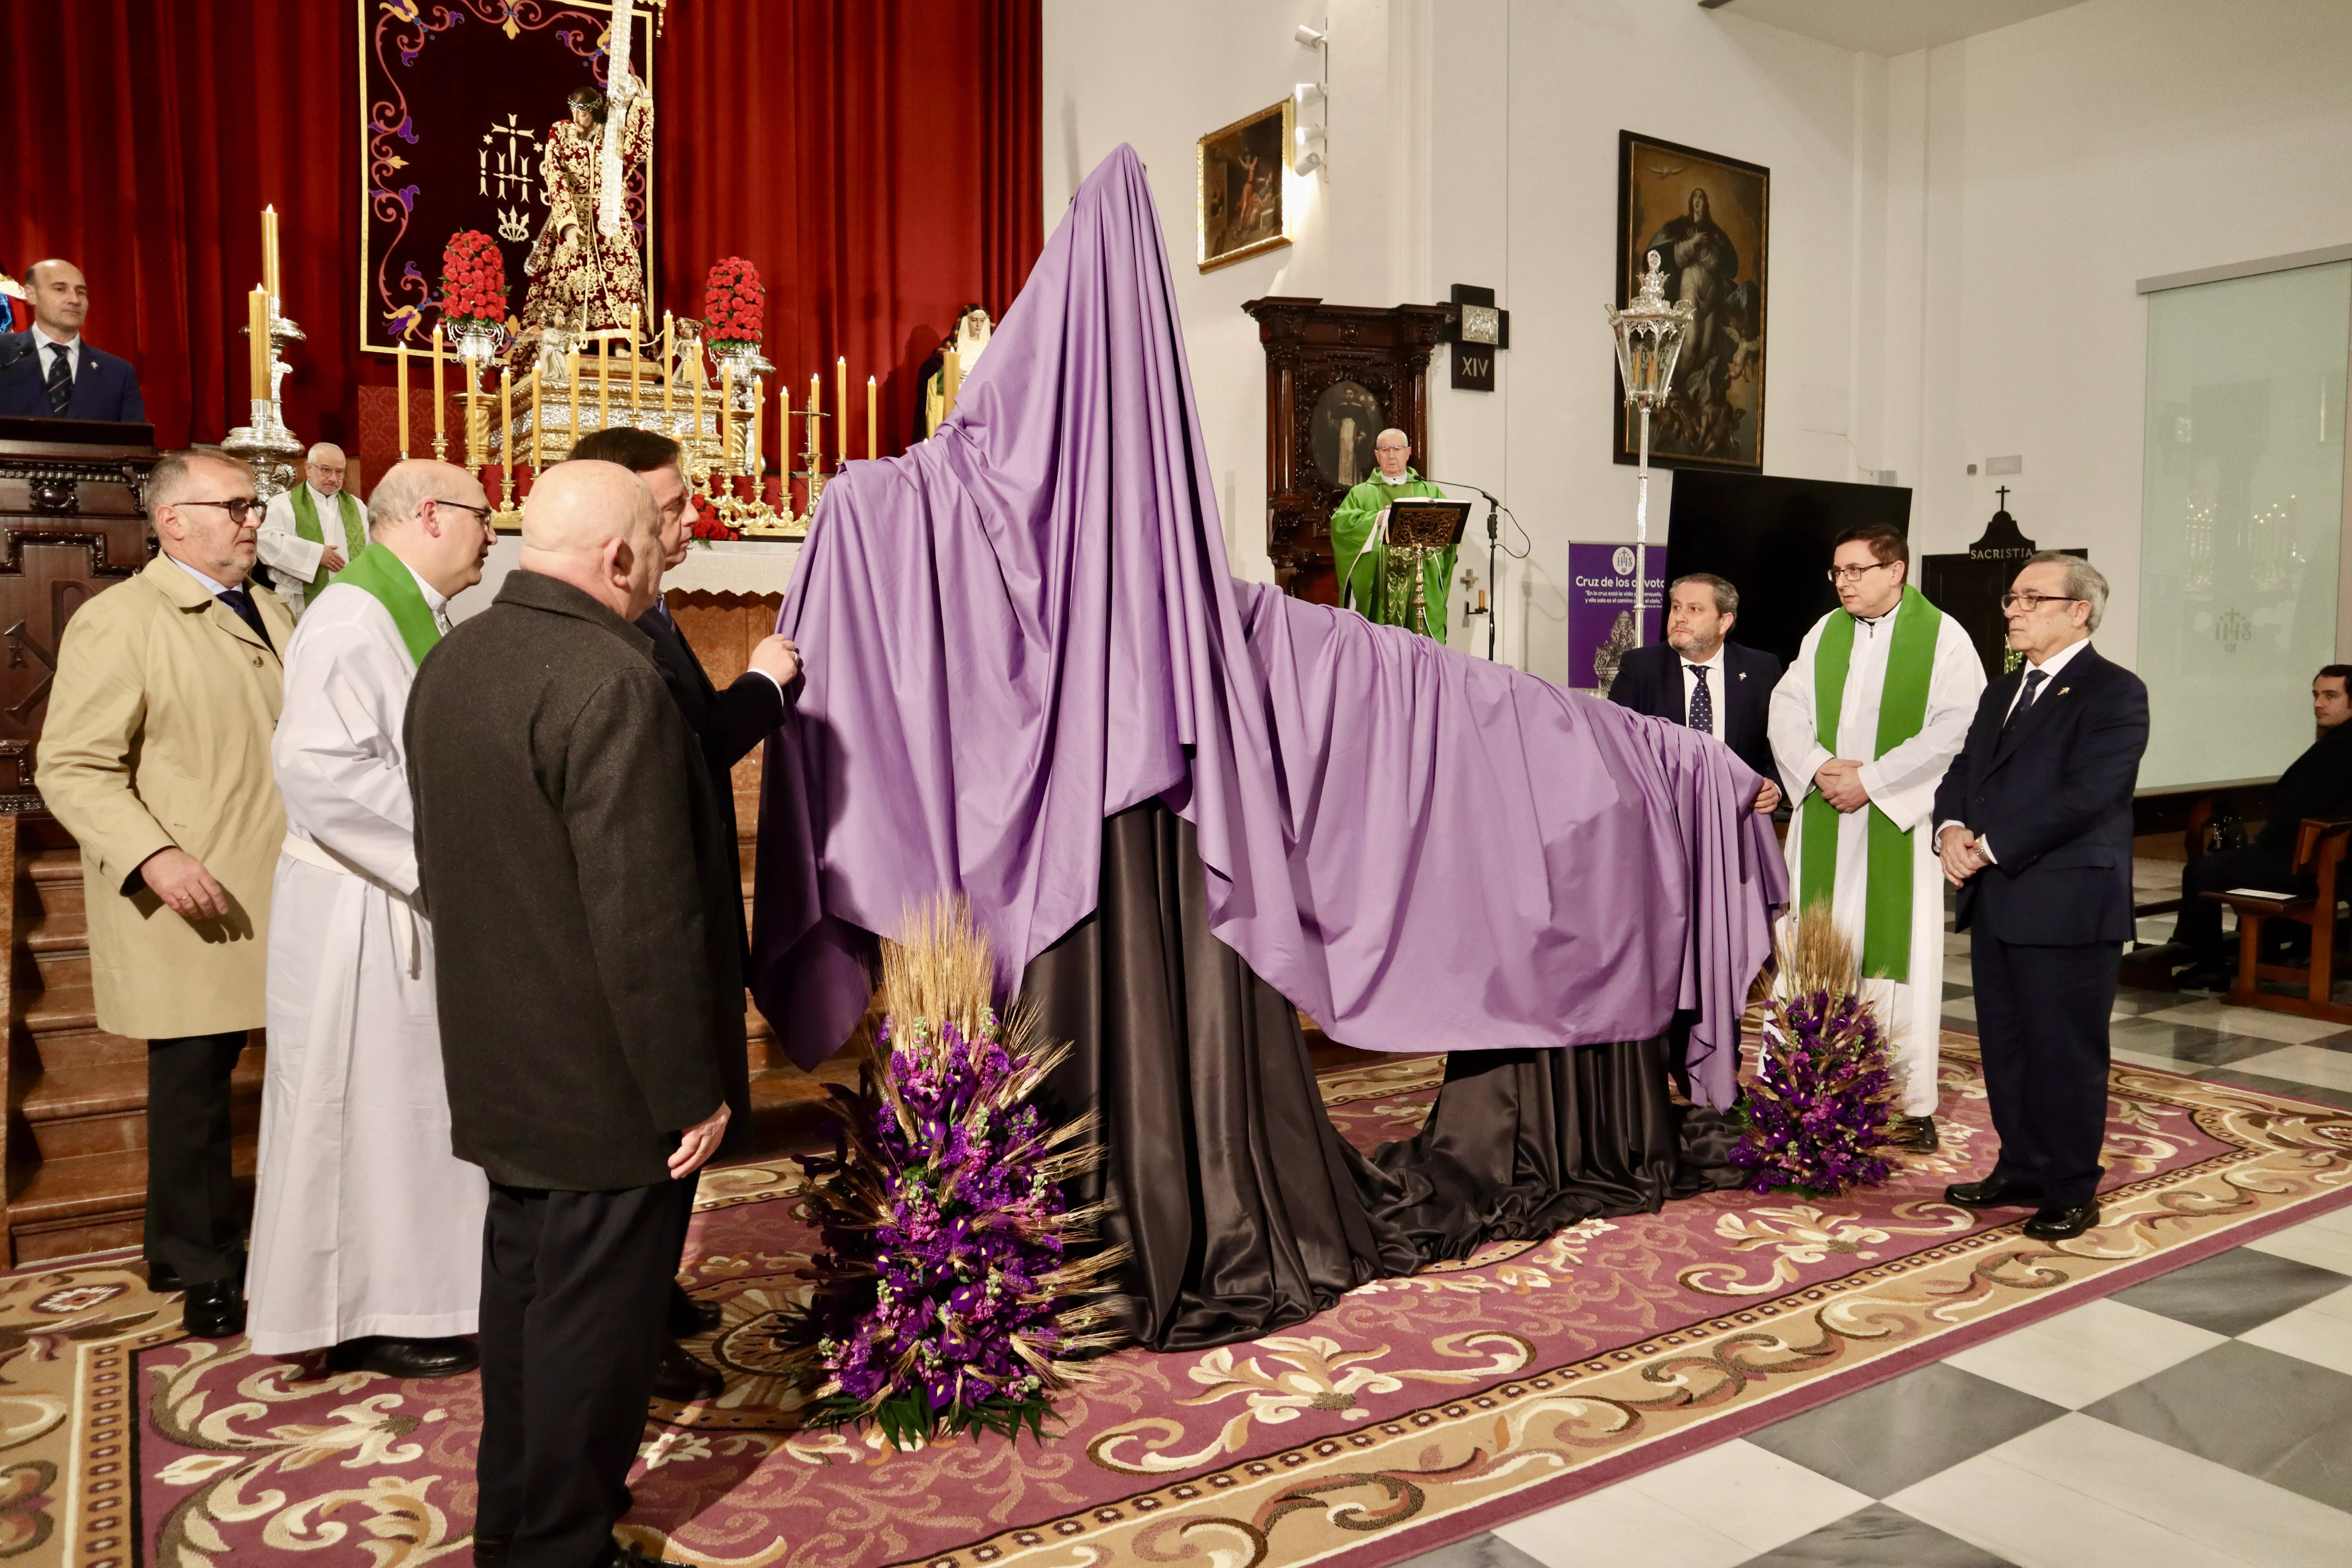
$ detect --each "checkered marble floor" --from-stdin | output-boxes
[1398,879,2352,1568]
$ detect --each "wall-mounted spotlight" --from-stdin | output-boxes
[1293,118,1327,174]
[1294,24,1325,46]
[1293,81,1326,111]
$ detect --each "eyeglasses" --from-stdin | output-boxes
[1826,562,1893,583]
[171,497,267,524]
[2000,592,2083,612]
[429,498,494,522]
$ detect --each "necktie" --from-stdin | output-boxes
[2001,667,2047,736]
[1686,664,1714,736]
[218,586,273,652]
[44,345,71,413]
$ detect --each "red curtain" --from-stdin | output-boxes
[2,0,1040,463]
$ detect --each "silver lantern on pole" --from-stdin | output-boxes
[1603,250,1693,647]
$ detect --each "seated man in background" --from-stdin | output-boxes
[2163,664,2352,991]
[1608,570,1783,813]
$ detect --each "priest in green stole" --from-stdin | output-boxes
[1329,428,1455,641]
[258,442,370,619]
[1767,523,1985,1147]
[246,459,499,1374]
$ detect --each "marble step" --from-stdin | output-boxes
[7,1136,258,1266]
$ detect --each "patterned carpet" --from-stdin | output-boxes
[8,1038,2348,1568]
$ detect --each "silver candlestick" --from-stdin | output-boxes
[223,295,306,499]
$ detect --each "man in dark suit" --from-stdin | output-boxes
[1934,551,2148,1243]
[1609,572,1784,811]
[567,426,799,1403]
[407,460,732,1568]
[2158,666,2352,990]
[0,260,147,423]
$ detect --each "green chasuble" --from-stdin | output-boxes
[1797,585,1944,983]
[328,544,443,666]
[1330,468,1456,641]
[292,486,369,596]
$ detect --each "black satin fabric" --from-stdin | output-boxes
[1022,804,1422,1353]
[1019,800,1739,1352]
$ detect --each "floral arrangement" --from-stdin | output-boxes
[1731,906,1900,1197]
[704,256,765,344]
[779,898,1127,1449]
[688,493,738,543]
[440,230,507,323]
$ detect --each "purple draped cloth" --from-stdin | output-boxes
[751,145,1786,1109]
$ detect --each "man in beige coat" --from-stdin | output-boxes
[37,451,292,1339]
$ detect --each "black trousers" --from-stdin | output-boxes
[477,1180,691,1568]
[2172,846,2304,960]
[1971,931,2119,1207]
[144,1030,249,1285]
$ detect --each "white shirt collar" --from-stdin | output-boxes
[32,325,79,351]
[1377,468,1414,486]
[396,551,452,625]
[165,553,234,596]
[2024,635,2091,678]
[1681,642,1726,672]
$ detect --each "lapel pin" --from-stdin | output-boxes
[2056,687,2069,696]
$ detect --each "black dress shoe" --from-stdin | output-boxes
[649,1339,724,1404]
[326,1336,481,1379]
[470,1530,510,1566]
[2023,1200,2100,1241]
[2175,961,2232,993]
[667,1282,723,1338]
[145,1261,185,1294]
[1893,1114,1940,1152]
[593,1542,690,1568]
[182,1281,245,1339]
[1944,1176,2044,1209]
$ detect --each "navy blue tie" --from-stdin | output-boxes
[2002,668,2047,736]
[219,586,272,652]
[1687,664,1714,735]
[44,344,71,413]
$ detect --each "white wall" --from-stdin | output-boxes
[1045,0,2352,682]
[1873,0,2352,669]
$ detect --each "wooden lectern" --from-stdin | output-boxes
[0,415,171,1263]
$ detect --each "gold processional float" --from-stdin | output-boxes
[222,201,986,541]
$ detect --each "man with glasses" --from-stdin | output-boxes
[1933,553,2147,1242]
[1329,427,1455,641]
[258,443,368,617]
[1768,522,1984,1151]
[246,459,497,1379]
[37,452,294,1338]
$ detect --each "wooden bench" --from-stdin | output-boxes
[2202,817,2352,1024]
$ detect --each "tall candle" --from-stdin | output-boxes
[464,361,481,469]
[567,346,581,447]
[867,374,878,460]
[530,350,543,472]
[247,288,269,405]
[721,361,737,481]
[432,325,446,444]
[750,377,762,486]
[397,333,410,457]
[662,313,675,422]
[262,207,280,299]
[837,357,848,467]
[501,364,514,482]
[597,340,611,429]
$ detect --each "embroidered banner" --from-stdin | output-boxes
[358,0,657,355]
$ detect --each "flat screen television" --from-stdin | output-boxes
[1664,472,1913,669]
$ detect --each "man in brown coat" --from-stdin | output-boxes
[406,459,737,1568]
[36,450,292,1339]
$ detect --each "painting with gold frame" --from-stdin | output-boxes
[1198,101,1294,272]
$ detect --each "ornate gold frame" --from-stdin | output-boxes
[1197,100,1295,273]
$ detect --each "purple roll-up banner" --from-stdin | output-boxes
[1568,542,1664,692]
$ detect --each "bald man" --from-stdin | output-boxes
[258,443,367,617]
[0,259,147,422]
[1329,427,1455,640]
[406,460,735,1568]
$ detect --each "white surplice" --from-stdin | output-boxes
[248,573,486,1354]
[1768,597,1985,1115]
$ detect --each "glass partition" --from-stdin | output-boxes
[2138,261,2351,789]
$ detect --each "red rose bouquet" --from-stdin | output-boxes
[704,256,764,345]
[688,492,738,542]
[441,230,508,324]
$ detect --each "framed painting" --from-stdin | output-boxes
[1198,101,1294,272]
[1613,131,1768,473]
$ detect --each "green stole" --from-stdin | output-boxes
[291,486,367,593]
[1798,585,1944,984]
[327,544,442,667]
